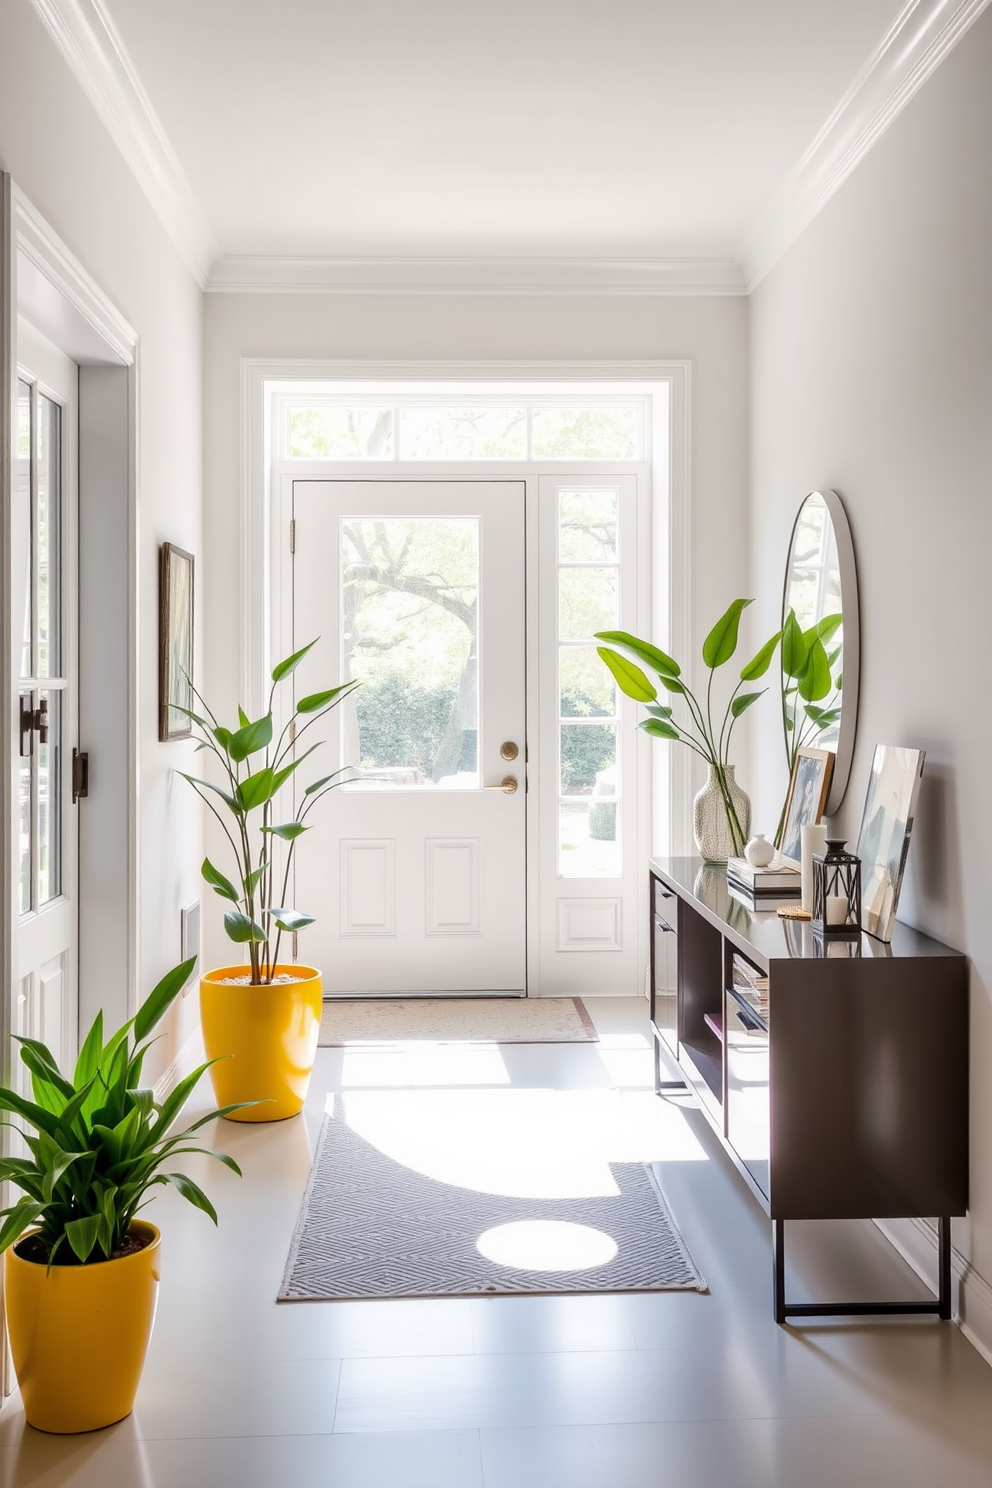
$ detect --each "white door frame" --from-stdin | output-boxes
[241,359,695,862]
[1,180,140,1068]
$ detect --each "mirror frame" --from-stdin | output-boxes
[782,489,860,817]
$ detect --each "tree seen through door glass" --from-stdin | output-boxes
[341,518,479,788]
[558,488,618,562]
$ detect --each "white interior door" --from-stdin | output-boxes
[293,479,526,995]
[13,321,79,1074]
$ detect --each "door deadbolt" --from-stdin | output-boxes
[500,741,519,761]
[20,696,48,756]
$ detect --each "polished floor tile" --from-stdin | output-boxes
[1,993,990,1488]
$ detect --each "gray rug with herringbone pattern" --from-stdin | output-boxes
[278,1103,706,1301]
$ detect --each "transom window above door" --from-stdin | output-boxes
[280,397,647,462]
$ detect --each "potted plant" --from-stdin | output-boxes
[595,599,782,863]
[0,958,245,1434]
[178,640,355,1120]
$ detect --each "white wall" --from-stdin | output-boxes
[0,0,204,1082]
[202,292,749,965]
[749,12,992,1345]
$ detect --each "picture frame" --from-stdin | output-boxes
[856,744,925,943]
[779,747,835,868]
[159,542,194,742]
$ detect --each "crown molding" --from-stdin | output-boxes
[25,0,219,287]
[207,255,746,296]
[740,0,992,290]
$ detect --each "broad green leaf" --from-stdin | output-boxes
[780,609,808,679]
[740,630,782,681]
[236,768,276,812]
[272,638,317,682]
[657,674,687,696]
[814,612,842,643]
[261,822,308,840]
[702,598,752,670]
[244,866,265,894]
[267,908,315,933]
[238,706,250,728]
[297,683,354,714]
[0,1199,45,1255]
[596,648,657,703]
[65,1213,101,1263]
[0,1088,62,1138]
[212,725,232,751]
[304,770,346,796]
[731,689,766,719]
[797,636,832,702]
[594,630,680,677]
[270,743,322,795]
[638,718,681,741]
[201,857,239,903]
[836,672,843,690]
[178,773,239,813]
[223,910,267,944]
[645,704,674,719]
[228,713,273,763]
[14,1037,75,1101]
[160,1172,219,1224]
[134,959,196,1043]
[73,1011,104,1088]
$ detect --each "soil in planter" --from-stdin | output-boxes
[15,1229,154,1266]
[217,973,306,985]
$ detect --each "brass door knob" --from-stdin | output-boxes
[500,741,519,761]
[483,776,518,794]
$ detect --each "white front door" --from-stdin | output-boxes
[293,480,526,995]
[13,322,79,1074]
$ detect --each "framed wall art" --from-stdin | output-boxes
[159,542,194,741]
[779,746,835,868]
[856,744,925,942]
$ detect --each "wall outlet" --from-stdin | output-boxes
[180,901,200,993]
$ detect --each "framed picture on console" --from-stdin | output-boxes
[856,744,925,942]
[780,747,835,868]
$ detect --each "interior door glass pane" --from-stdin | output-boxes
[398,408,526,460]
[342,517,479,788]
[37,394,61,677]
[559,567,618,641]
[559,801,621,878]
[560,646,616,719]
[19,701,31,916]
[533,407,639,460]
[38,690,61,905]
[560,722,616,798]
[289,406,393,459]
[559,488,618,562]
[16,381,32,680]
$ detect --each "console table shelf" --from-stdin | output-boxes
[649,857,969,1323]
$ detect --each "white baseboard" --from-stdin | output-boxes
[152,1026,205,1105]
[874,1217,992,1368]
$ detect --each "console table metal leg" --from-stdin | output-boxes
[773,1219,786,1324]
[939,1216,952,1320]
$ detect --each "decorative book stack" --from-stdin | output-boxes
[726,856,801,907]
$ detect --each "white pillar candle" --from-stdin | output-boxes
[826,895,849,926]
[800,824,827,911]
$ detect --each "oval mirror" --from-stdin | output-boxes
[782,490,860,815]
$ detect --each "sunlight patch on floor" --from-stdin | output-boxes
[324,1086,708,1200]
[476,1220,618,1272]
[339,1041,511,1088]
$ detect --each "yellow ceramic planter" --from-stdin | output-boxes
[5,1221,160,1434]
[199,964,323,1121]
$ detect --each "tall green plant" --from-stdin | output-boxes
[596,599,782,858]
[0,959,246,1265]
[177,640,356,985]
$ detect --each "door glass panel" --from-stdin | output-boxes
[560,646,616,719]
[16,381,32,679]
[37,394,61,677]
[38,690,61,904]
[558,567,618,641]
[558,488,618,562]
[559,725,619,876]
[289,406,394,460]
[398,408,526,460]
[341,517,479,788]
[533,407,639,460]
[559,801,621,877]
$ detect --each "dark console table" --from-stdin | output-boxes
[649,857,969,1323]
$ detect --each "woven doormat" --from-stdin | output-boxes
[278,1102,706,1301]
[319,996,598,1046]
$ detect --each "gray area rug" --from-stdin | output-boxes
[278,1104,706,1301]
[319,996,598,1046]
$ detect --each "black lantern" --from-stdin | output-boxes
[811,838,862,938]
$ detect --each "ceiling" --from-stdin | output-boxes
[29,0,989,287]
